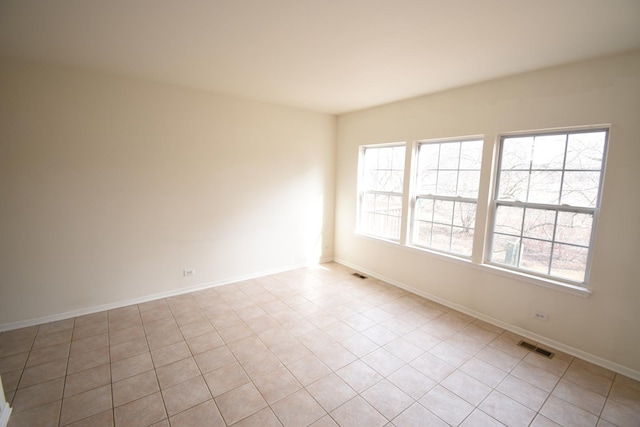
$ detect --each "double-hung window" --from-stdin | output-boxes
[489,129,608,284]
[411,139,483,257]
[358,144,406,241]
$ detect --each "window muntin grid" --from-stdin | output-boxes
[358,144,406,240]
[490,130,608,283]
[412,139,483,257]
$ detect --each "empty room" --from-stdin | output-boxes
[1,1,640,426]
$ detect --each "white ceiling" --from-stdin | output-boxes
[1,0,640,114]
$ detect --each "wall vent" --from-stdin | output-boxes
[352,273,367,279]
[517,340,555,359]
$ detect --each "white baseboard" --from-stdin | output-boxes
[335,257,640,382]
[0,259,331,333]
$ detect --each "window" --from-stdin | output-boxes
[412,139,483,257]
[358,144,405,240]
[489,129,608,283]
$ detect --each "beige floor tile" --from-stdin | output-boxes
[6,399,61,427]
[25,342,70,368]
[65,409,113,426]
[287,354,332,386]
[496,374,549,411]
[391,402,448,427]
[476,345,522,372]
[194,345,236,374]
[445,332,487,355]
[361,347,405,376]
[1,370,21,393]
[37,319,74,335]
[146,329,184,351]
[67,347,109,375]
[402,329,441,352]
[114,391,167,426]
[441,370,492,406]
[600,398,640,427]
[179,320,215,340]
[162,375,211,416]
[108,324,145,346]
[239,351,283,379]
[340,333,379,357]
[69,333,108,357]
[110,351,153,382]
[460,409,505,427]
[511,361,560,392]
[32,329,73,350]
[186,331,225,354]
[60,384,112,425]
[460,357,508,388]
[429,341,473,368]
[387,364,436,400]
[410,352,456,382]
[72,319,108,341]
[383,337,424,363]
[336,360,383,393]
[74,312,107,328]
[420,385,475,426]
[217,323,255,344]
[0,352,28,374]
[479,391,536,427]
[552,378,606,415]
[12,377,64,413]
[18,358,67,388]
[308,414,339,427]
[530,414,563,426]
[271,389,326,427]
[64,364,111,397]
[232,407,283,427]
[150,340,191,368]
[609,378,640,412]
[215,382,268,425]
[312,343,358,371]
[361,378,413,420]
[156,356,200,390]
[343,314,378,332]
[253,367,302,404]
[306,373,357,412]
[112,370,159,406]
[269,338,312,365]
[169,399,225,427]
[539,395,598,427]
[109,337,149,362]
[361,324,399,346]
[330,396,386,427]
[204,361,250,397]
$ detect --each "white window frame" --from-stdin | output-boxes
[486,127,609,285]
[356,142,407,242]
[409,137,484,258]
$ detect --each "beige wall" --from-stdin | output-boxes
[0,60,336,326]
[334,50,640,376]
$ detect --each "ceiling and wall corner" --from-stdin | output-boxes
[1,0,640,114]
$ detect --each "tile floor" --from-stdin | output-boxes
[1,262,639,427]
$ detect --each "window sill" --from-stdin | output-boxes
[353,233,592,298]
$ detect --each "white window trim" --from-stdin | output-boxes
[354,126,609,297]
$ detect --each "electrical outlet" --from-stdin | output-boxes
[533,311,548,321]
[183,269,195,277]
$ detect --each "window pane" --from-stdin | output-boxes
[418,170,437,194]
[497,171,529,201]
[556,212,593,247]
[378,147,393,169]
[561,171,601,208]
[459,140,483,169]
[436,170,458,195]
[415,198,434,221]
[452,202,476,228]
[494,205,524,236]
[419,143,440,171]
[522,208,555,241]
[528,171,562,204]
[501,137,533,170]
[551,244,588,282]
[439,143,460,169]
[565,132,606,170]
[433,200,454,224]
[451,226,474,255]
[413,220,432,247]
[458,170,480,198]
[520,239,552,275]
[392,146,405,170]
[491,233,521,266]
[531,134,566,169]
[431,224,452,252]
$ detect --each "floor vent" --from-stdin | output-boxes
[352,272,367,279]
[517,340,555,359]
